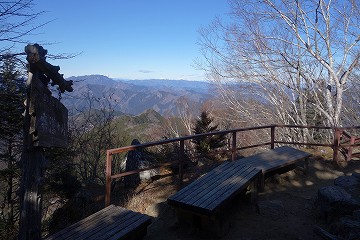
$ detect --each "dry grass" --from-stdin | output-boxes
[124,191,151,213]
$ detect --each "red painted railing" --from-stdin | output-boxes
[105,124,360,206]
[335,129,360,161]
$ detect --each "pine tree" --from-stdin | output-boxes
[192,111,226,161]
[0,54,25,239]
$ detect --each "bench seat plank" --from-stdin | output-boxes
[179,163,251,205]
[168,163,261,215]
[205,167,261,211]
[189,165,257,207]
[45,205,120,239]
[45,205,152,240]
[238,146,311,174]
[169,161,233,202]
[92,213,149,240]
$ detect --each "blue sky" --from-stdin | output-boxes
[24,1,230,80]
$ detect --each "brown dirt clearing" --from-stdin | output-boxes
[113,155,360,240]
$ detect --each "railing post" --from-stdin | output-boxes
[232,132,237,161]
[105,151,112,207]
[332,128,342,165]
[270,125,275,149]
[347,135,355,161]
[179,140,184,186]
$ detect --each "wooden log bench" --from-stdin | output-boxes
[167,146,311,236]
[167,163,262,236]
[45,204,152,240]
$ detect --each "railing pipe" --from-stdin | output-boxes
[107,125,275,155]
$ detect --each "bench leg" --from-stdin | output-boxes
[296,158,309,175]
[212,217,230,238]
[251,177,259,202]
[258,173,265,192]
[304,157,309,175]
[173,208,230,238]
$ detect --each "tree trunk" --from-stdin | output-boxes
[18,148,45,240]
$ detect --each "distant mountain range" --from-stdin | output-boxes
[61,75,214,116]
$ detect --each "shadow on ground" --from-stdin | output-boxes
[142,157,360,240]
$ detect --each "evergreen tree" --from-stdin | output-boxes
[0,54,25,239]
[192,111,226,161]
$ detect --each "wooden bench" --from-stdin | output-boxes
[45,204,152,240]
[238,146,311,190]
[167,163,261,235]
[167,146,311,235]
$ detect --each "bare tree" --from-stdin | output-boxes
[0,1,44,54]
[69,92,119,184]
[342,71,360,126]
[197,0,360,136]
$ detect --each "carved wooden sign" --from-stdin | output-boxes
[25,44,73,148]
[29,77,68,148]
[33,94,68,148]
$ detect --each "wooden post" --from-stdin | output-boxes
[270,125,275,149]
[304,157,309,175]
[347,136,355,161]
[19,84,45,239]
[105,151,112,207]
[232,132,237,161]
[179,140,184,186]
[251,176,259,202]
[332,128,342,165]
[258,173,265,192]
[19,148,45,240]
[19,44,73,240]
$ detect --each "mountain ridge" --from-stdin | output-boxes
[63,75,213,116]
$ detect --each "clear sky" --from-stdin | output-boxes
[24,0,230,80]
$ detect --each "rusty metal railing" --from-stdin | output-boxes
[105,124,360,206]
[335,129,360,161]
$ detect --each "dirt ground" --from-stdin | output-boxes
[116,153,360,240]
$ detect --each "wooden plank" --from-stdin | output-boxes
[45,205,152,240]
[187,165,253,207]
[77,211,138,240]
[108,215,151,240]
[206,168,260,211]
[237,146,311,174]
[170,162,250,207]
[179,163,250,205]
[168,165,261,215]
[168,161,232,202]
[45,205,119,240]
[90,212,150,240]
[54,208,134,240]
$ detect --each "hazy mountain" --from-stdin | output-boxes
[62,75,213,116]
[119,79,211,94]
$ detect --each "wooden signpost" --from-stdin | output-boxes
[18,44,73,240]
